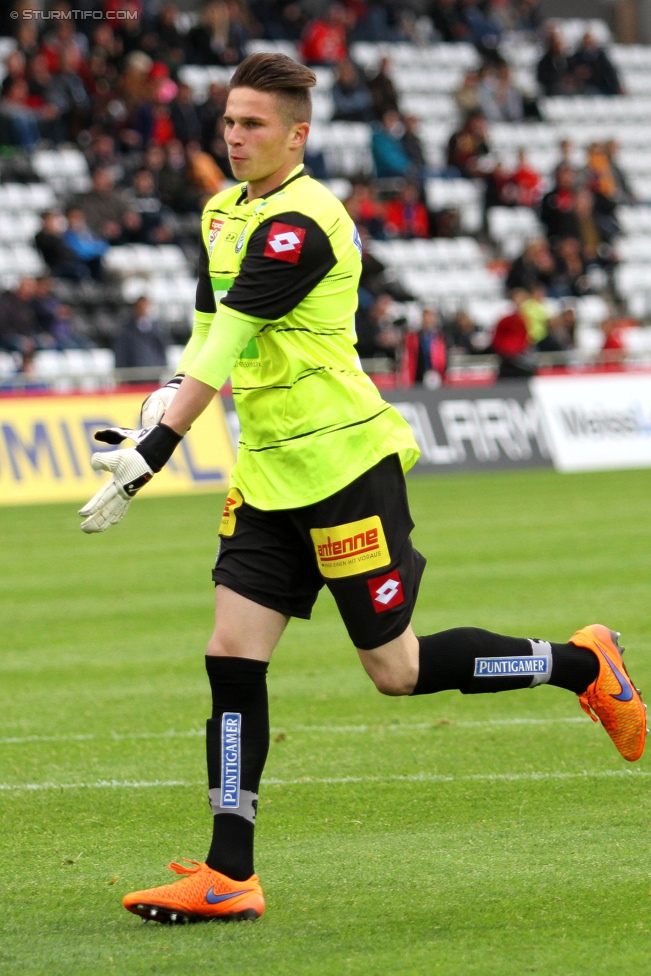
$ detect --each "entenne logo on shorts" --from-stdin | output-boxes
[263,221,306,264]
[310,516,390,578]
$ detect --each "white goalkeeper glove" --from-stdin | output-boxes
[78,424,182,534]
[140,374,184,427]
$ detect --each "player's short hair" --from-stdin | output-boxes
[229,53,316,126]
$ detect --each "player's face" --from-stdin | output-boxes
[223,87,308,193]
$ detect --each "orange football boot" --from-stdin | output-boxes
[569,624,647,762]
[123,859,264,924]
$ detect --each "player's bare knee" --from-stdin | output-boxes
[371,670,414,696]
[206,629,242,657]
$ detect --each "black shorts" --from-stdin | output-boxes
[212,454,426,650]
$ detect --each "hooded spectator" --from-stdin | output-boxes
[570,32,622,96]
[331,60,374,123]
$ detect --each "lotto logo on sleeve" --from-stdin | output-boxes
[263,222,306,263]
[310,516,390,578]
[368,570,405,613]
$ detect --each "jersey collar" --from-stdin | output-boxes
[236,164,307,206]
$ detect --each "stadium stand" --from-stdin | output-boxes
[2,3,651,387]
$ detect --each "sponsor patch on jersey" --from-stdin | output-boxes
[368,570,404,613]
[263,221,306,264]
[219,487,244,537]
[220,712,241,808]
[310,516,390,578]
[208,217,224,255]
[473,656,550,678]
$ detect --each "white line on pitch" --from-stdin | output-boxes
[1,768,649,793]
[0,717,588,746]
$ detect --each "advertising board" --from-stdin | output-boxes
[0,392,234,506]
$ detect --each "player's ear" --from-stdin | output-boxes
[290,122,309,150]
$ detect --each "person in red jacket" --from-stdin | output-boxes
[384,183,430,239]
[490,288,537,378]
[300,5,350,66]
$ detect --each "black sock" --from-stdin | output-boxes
[204,656,269,881]
[411,628,598,696]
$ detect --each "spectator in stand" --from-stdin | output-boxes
[599,316,626,364]
[1,50,27,99]
[300,4,350,66]
[584,143,624,240]
[429,0,471,43]
[32,275,92,350]
[159,139,197,212]
[0,277,56,370]
[540,163,579,244]
[371,110,412,179]
[454,69,482,117]
[185,139,226,201]
[549,236,590,298]
[413,307,447,385]
[152,3,188,71]
[457,0,502,50]
[538,302,576,355]
[490,288,537,378]
[574,187,615,265]
[506,238,555,293]
[248,0,307,41]
[14,20,39,62]
[47,45,93,139]
[354,292,397,360]
[521,284,552,345]
[344,182,387,239]
[536,28,574,97]
[401,115,428,180]
[26,54,66,144]
[357,225,414,301]
[197,82,228,152]
[384,183,431,239]
[62,207,110,279]
[445,309,485,354]
[511,150,543,207]
[113,295,169,374]
[484,160,518,210]
[73,167,136,244]
[604,140,636,205]
[35,211,93,281]
[446,109,490,179]
[366,56,400,119]
[40,14,88,76]
[477,61,524,123]
[84,134,127,188]
[0,78,42,150]
[331,60,374,123]
[170,82,203,145]
[186,0,249,66]
[570,32,622,96]
[127,168,175,245]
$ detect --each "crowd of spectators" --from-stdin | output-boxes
[0,0,638,380]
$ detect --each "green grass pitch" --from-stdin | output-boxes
[2,467,651,975]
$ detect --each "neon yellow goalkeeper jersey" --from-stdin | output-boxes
[180,164,419,510]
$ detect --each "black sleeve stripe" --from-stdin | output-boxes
[195,233,216,314]
[221,210,337,321]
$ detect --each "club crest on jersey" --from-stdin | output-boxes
[352,225,362,257]
[310,516,390,578]
[235,226,247,253]
[368,570,404,613]
[263,221,306,264]
[208,217,224,255]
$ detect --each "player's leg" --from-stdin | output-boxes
[358,621,647,762]
[123,498,323,923]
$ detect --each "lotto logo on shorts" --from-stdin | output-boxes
[263,222,306,263]
[310,516,390,578]
[219,487,243,537]
[368,571,405,613]
[208,217,224,255]
[221,712,241,808]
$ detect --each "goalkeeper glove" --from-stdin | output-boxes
[78,423,182,534]
[140,374,184,427]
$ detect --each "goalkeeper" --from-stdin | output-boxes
[79,53,647,925]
